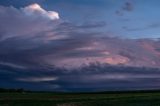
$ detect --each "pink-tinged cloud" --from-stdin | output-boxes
[104,55,130,65]
[17,76,58,82]
[23,3,59,20]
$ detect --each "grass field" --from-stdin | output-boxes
[1,92,160,106]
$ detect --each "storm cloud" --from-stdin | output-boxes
[0,4,160,68]
[1,63,160,91]
[0,3,160,91]
[0,4,107,68]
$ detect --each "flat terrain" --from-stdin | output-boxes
[1,92,160,106]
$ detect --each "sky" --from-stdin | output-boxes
[1,0,160,38]
[1,0,160,91]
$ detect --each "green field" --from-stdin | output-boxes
[1,92,160,106]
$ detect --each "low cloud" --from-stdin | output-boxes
[1,64,160,91]
[0,62,26,69]
[17,76,58,82]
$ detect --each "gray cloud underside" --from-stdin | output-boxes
[1,64,160,91]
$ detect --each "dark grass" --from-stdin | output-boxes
[1,91,160,106]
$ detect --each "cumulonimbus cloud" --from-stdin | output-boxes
[0,3,59,40]
[0,3,160,69]
[1,3,160,91]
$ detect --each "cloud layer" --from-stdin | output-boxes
[1,64,160,91]
[0,4,160,91]
[0,4,160,69]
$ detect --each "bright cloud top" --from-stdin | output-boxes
[23,3,59,20]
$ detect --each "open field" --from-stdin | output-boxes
[1,91,160,106]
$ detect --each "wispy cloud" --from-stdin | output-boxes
[116,1,134,16]
[17,76,58,82]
